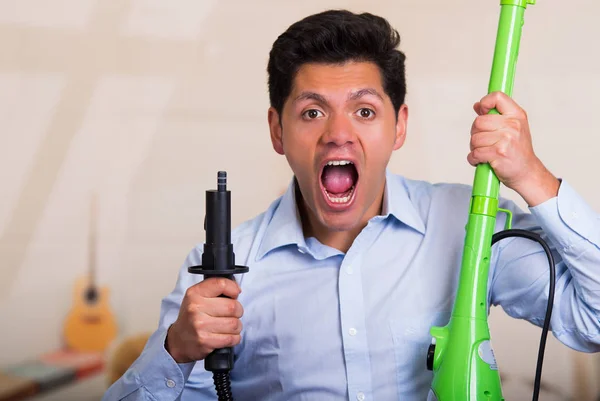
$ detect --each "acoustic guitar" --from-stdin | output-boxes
[63,195,118,352]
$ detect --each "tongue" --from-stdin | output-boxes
[322,165,356,194]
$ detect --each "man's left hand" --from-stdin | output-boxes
[467,91,560,207]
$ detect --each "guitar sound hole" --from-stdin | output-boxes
[85,287,98,303]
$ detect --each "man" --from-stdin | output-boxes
[103,9,600,401]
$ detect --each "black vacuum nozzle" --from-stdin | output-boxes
[187,171,249,399]
[218,171,226,192]
[188,171,248,277]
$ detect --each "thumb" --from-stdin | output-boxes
[192,277,241,299]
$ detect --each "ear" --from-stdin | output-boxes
[393,104,408,150]
[268,107,284,155]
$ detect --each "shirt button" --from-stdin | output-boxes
[346,265,353,274]
[357,392,366,401]
[349,328,357,336]
[572,211,578,219]
[166,379,176,388]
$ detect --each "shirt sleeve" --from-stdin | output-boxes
[489,179,600,352]
[102,247,217,400]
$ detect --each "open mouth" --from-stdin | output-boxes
[320,160,359,208]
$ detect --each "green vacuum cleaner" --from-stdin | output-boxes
[426,1,557,400]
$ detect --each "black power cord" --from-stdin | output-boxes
[491,229,556,401]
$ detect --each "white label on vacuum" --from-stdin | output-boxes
[478,340,498,370]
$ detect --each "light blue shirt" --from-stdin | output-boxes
[103,170,600,401]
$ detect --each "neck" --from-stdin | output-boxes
[295,179,384,253]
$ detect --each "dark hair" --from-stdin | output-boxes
[267,9,407,117]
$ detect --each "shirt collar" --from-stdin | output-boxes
[256,178,307,260]
[256,169,425,260]
[381,169,426,234]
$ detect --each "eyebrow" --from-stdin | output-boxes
[293,91,329,105]
[293,88,384,106]
[348,88,384,102]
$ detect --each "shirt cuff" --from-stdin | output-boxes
[529,179,600,250]
[133,327,196,400]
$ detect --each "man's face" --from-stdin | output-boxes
[269,61,408,233]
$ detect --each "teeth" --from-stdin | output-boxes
[326,160,353,166]
[325,186,355,203]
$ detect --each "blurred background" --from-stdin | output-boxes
[0,0,599,400]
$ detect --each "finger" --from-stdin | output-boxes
[470,131,502,151]
[203,297,244,318]
[471,114,505,135]
[195,315,242,335]
[478,91,525,117]
[189,277,241,299]
[213,317,243,335]
[198,332,241,350]
[467,146,498,167]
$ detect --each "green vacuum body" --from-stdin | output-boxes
[427,1,536,400]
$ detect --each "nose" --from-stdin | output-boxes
[321,113,356,147]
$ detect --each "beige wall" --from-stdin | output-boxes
[1,0,599,399]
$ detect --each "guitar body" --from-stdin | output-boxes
[63,276,118,352]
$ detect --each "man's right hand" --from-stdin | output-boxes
[165,277,244,363]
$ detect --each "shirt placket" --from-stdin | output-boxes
[338,228,374,401]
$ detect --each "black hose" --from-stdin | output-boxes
[491,229,556,401]
[213,372,234,401]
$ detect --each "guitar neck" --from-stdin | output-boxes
[89,194,97,290]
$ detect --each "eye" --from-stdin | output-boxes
[302,109,323,119]
[357,108,375,119]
